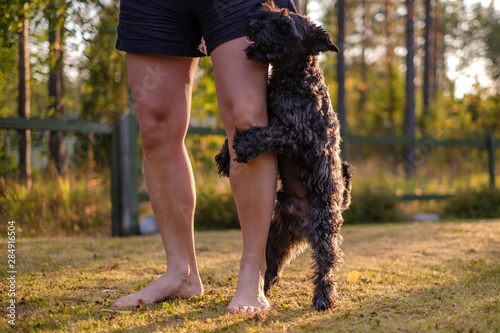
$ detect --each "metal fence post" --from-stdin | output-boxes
[110,123,122,236]
[119,113,139,235]
[487,132,496,187]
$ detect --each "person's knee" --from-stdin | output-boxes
[137,103,186,157]
[230,100,268,131]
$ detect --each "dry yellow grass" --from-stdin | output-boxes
[1,220,499,332]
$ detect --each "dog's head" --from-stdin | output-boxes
[245,0,339,64]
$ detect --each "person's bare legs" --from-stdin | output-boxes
[113,54,203,307]
[211,37,277,314]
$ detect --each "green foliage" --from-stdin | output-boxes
[0,143,15,177]
[444,186,500,219]
[321,3,406,136]
[80,1,127,122]
[77,1,126,169]
[343,187,404,224]
[431,89,500,138]
[0,170,111,236]
[0,41,17,117]
[191,57,221,128]
[353,61,405,135]
[485,6,500,82]
[0,0,26,46]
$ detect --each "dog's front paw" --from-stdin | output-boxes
[233,130,260,163]
[233,146,259,163]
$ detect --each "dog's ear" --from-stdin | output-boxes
[307,25,339,54]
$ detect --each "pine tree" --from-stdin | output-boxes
[403,0,416,177]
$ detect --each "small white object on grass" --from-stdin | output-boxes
[139,215,159,235]
[412,213,440,222]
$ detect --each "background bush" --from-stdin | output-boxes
[343,187,405,224]
[444,187,500,219]
[0,170,111,237]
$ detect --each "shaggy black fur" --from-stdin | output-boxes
[215,1,353,311]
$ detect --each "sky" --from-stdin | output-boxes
[447,0,499,97]
[475,0,500,9]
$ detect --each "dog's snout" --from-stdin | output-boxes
[248,19,257,28]
[247,19,262,31]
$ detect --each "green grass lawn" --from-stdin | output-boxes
[1,220,499,332]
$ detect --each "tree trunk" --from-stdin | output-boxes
[17,2,31,187]
[422,0,432,136]
[428,0,436,103]
[403,0,416,177]
[433,0,443,98]
[294,0,307,15]
[299,0,307,15]
[385,0,396,134]
[47,3,66,175]
[358,0,371,130]
[337,0,347,131]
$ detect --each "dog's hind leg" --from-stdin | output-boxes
[264,202,306,294]
[306,200,344,311]
[341,161,353,210]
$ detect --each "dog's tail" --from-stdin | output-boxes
[341,161,353,210]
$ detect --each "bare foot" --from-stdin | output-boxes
[227,261,270,314]
[112,266,203,307]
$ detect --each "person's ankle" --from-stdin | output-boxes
[239,256,266,274]
[167,261,199,280]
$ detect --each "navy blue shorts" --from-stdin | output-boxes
[116,0,297,57]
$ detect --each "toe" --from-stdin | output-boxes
[246,306,258,314]
[227,305,240,313]
[253,305,269,314]
[240,306,250,314]
[112,299,126,307]
[112,295,140,307]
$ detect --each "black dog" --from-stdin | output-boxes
[215,1,352,311]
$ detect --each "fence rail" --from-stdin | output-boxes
[1,116,498,236]
[342,131,497,188]
[346,135,489,148]
[0,117,114,134]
